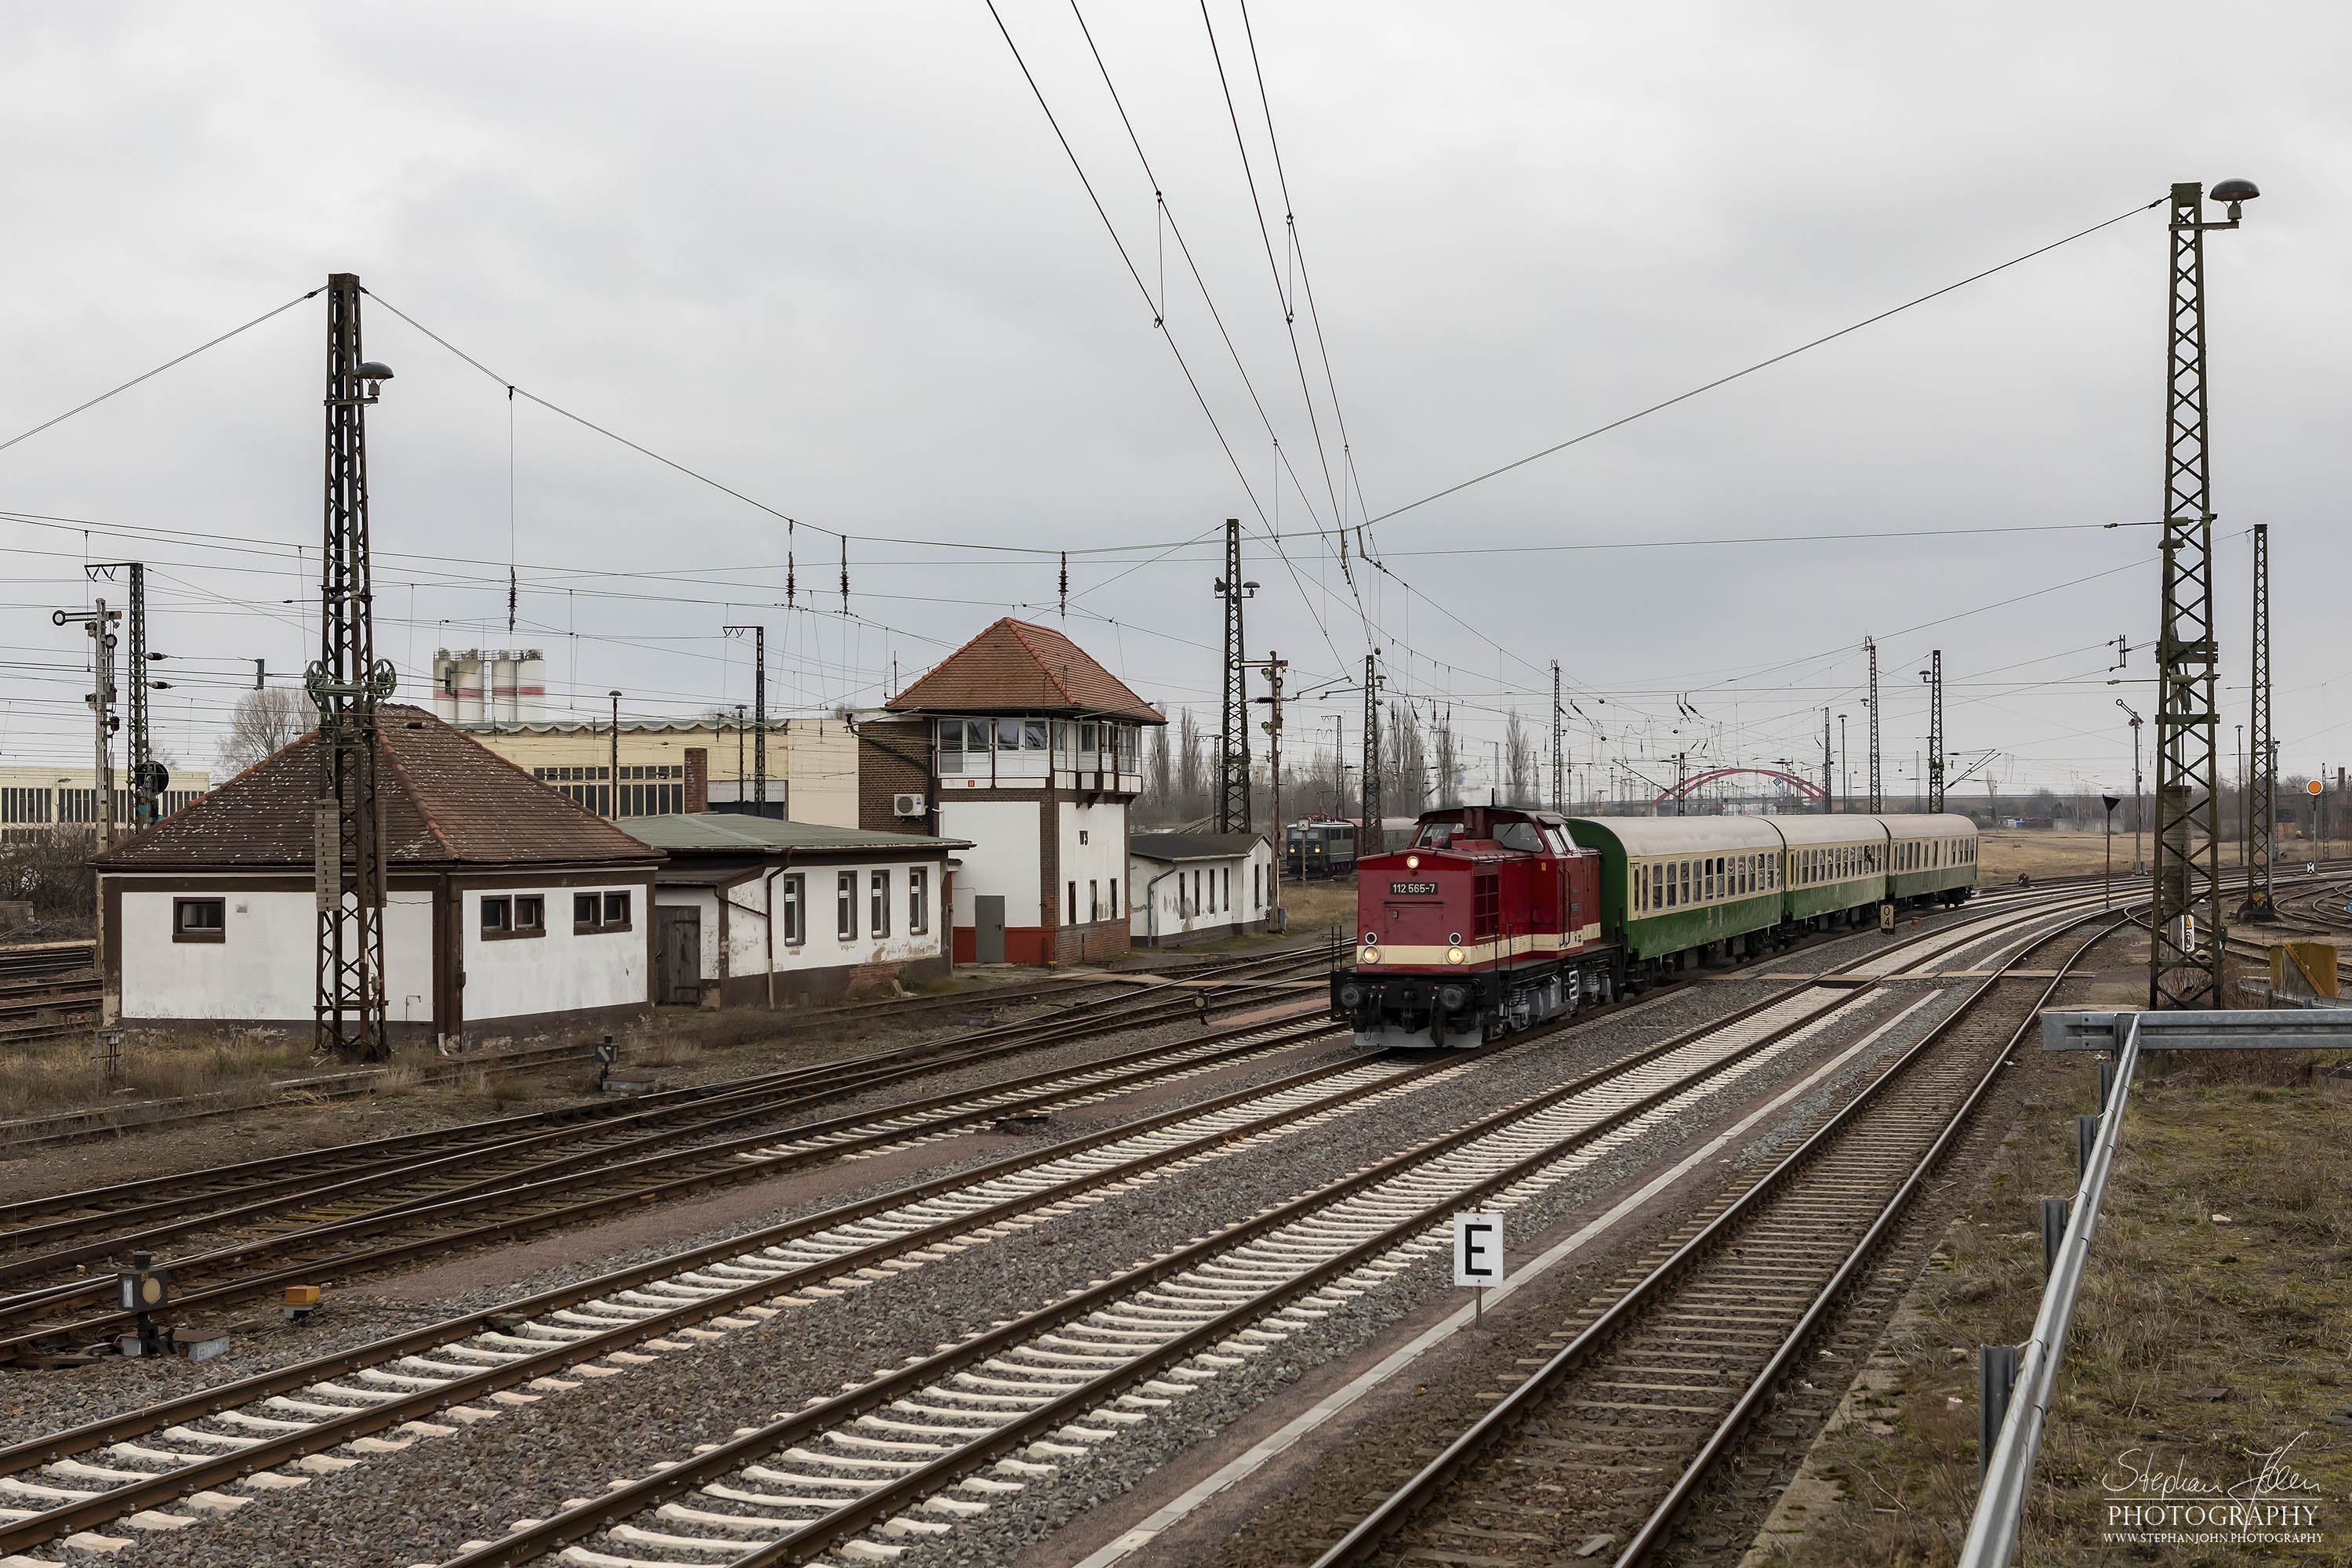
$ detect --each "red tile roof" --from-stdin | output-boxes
[886,619,1164,724]
[96,706,663,870]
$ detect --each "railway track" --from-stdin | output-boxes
[0,935,1330,1153]
[0,957,1337,1352]
[0,891,2096,1564]
[1305,906,2124,1568]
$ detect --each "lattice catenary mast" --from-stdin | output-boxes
[1922,651,1944,812]
[2238,522,2276,921]
[2151,178,2257,1007]
[1865,636,1882,813]
[1361,652,1383,854]
[1214,520,1254,834]
[309,274,398,1060]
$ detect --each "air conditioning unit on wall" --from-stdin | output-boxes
[893,793,926,818]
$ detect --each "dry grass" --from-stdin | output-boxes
[1776,1064,2352,1566]
[0,1028,318,1123]
[1276,873,1359,937]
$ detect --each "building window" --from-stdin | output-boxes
[483,894,546,940]
[1088,879,1099,922]
[782,874,805,945]
[172,896,226,943]
[871,869,890,937]
[1078,829,1089,846]
[938,718,964,774]
[1253,864,1261,909]
[1109,878,1119,918]
[908,868,927,935]
[838,872,855,939]
[1221,867,1229,913]
[576,890,632,932]
[1068,880,1078,925]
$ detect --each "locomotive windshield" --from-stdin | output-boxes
[1414,822,1460,848]
[1494,822,1544,852]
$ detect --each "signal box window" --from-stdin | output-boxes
[837,873,856,939]
[173,897,226,943]
[871,870,890,938]
[908,869,927,935]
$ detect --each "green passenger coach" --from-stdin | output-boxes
[1566,817,1787,964]
[1566,811,1980,994]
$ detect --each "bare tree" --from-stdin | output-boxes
[1504,711,1538,805]
[216,688,310,778]
[1431,710,1460,810]
[1385,701,1428,818]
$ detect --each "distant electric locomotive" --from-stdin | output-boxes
[1330,806,1610,1049]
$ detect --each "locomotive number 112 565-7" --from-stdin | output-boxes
[1388,880,1439,895]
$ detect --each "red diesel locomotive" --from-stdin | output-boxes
[1330,805,1613,1048]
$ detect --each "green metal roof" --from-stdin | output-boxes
[622,814,969,855]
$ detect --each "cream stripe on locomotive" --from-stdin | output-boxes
[1364,924,1604,967]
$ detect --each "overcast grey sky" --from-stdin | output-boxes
[2,1,2345,805]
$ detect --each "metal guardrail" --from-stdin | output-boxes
[1958,1011,2145,1568]
[2042,1007,2352,1051]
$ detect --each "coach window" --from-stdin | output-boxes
[1680,860,1691,906]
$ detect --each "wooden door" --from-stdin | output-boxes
[655,905,701,1004]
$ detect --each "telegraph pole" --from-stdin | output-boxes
[2238,523,2277,920]
[82,564,172,828]
[308,274,397,1061]
[55,602,121,846]
[1213,521,1255,833]
[724,625,768,811]
[609,691,622,817]
[1361,652,1384,853]
[1922,652,1945,812]
[1551,661,1564,813]
[1865,637,1882,811]
[1820,710,1833,814]
[1249,652,1290,923]
[2151,177,2257,1008]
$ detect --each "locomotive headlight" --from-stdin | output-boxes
[1446,947,1465,965]
[1360,946,1381,965]
[1405,854,1420,869]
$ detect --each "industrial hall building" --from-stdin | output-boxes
[429,644,859,828]
[93,706,663,1047]
[855,618,1161,966]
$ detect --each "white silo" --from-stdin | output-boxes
[491,654,520,725]
[517,651,546,724]
[431,650,459,723]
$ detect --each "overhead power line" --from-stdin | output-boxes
[1369,198,2167,526]
[0,289,323,456]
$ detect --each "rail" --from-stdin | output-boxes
[1957,1012,2142,1568]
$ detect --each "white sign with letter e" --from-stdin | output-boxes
[1453,1212,1504,1288]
